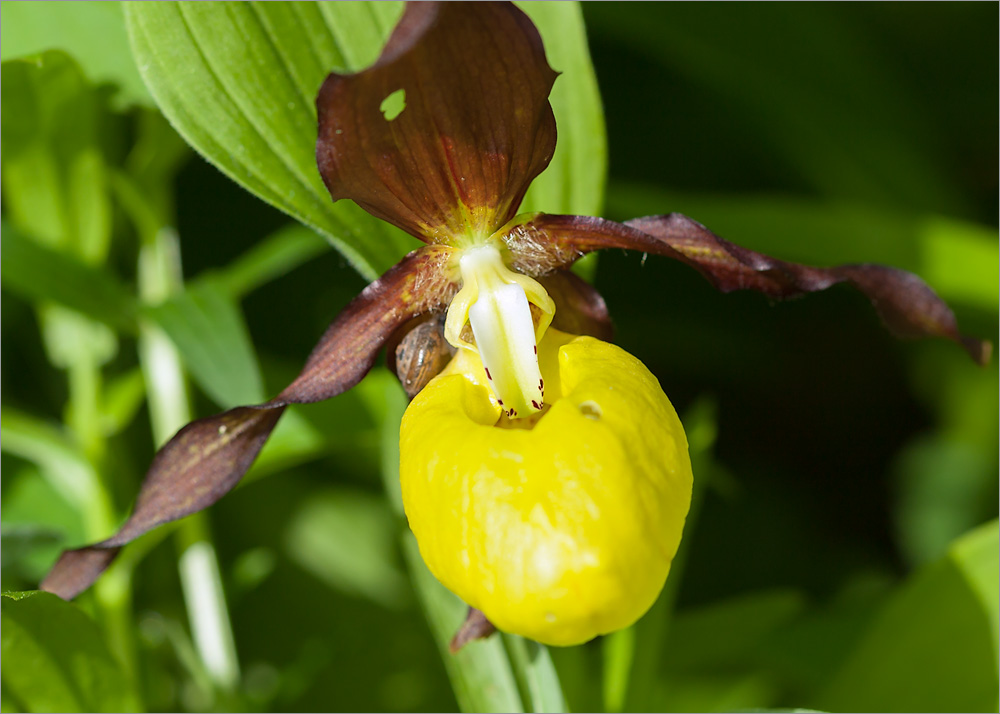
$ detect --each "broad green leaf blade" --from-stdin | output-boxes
[215,223,330,299]
[247,409,328,479]
[0,409,114,542]
[1,51,112,264]
[1,223,138,331]
[0,1,151,108]
[284,487,409,609]
[2,466,86,585]
[519,1,606,217]
[123,1,417,280]
[0,591,139,713]
[144,278,265,407]
[663,589,807,671]
[99,368,148,437]
[819,520,999,713]
[892,434,997,566]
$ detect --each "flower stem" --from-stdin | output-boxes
[601,626,635,712]
[137,223,241,696]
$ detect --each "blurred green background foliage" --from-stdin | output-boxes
[1,2,997,712]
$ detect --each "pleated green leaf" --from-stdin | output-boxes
[518,1,606,217]
[123,1,417,280]
[0,591,140,713]
[820,520,999,712]
[1,51,112,265]
[1,223,137,331]
[0,1,151,108]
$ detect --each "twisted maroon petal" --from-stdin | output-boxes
[504,213,990,365]
[41,247,456,600]
[316,2,557,245]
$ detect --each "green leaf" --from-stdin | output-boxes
[1,223,137,331]
[892,434,997,566]
[1,51,112,264]
[99,368,148,437]
[248,371,386,483]
[214,223,330,299]
[819,520,999,713]
[0,591,139,712]
[0,409,115,542]
[1,465,84,585]
[518,1,607,217]
[0,1,151,108]
[918,216,1000,312]
[663,590,807,672]
[144,278,264,408]
[607,185,999,312]
[247,409,329,480]
[123,1,417,280]
[284,487,408,609]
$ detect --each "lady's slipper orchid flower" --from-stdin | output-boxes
[43,1,989,649]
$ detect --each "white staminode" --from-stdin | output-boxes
[445,243,554,418]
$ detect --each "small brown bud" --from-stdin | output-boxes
[393,315,454,399]
[449,607,497,653]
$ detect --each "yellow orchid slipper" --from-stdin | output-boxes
[400,328,693,646]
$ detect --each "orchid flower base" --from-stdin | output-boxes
[401,329,693,646]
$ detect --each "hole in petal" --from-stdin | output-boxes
[578,400,602,420]
[379,89,406,121]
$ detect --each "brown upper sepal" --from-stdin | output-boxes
[316,2,557,245]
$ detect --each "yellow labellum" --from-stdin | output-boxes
[400,328,693,646]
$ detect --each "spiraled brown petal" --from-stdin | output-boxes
[503,213,989,365]
[316,2,557,245]
[41,247,456,600]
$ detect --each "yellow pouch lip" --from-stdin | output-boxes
[400,329,693,645]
